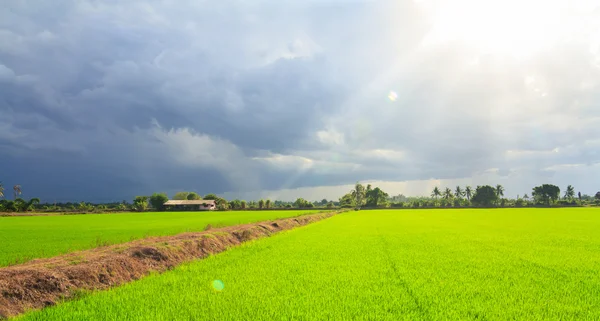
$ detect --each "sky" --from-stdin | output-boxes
[1,0,600,202]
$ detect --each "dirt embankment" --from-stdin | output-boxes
[0,211,338,319]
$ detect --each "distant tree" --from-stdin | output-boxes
[523,194,529,200]
[258,199,265,209]
[595,192,600,200]
[2,200,16,212]
[306,203,315,208]
[319,199,328,206]
[117,203,128,211]
[26,198,40,211]
[532,184,560,206]
[240,200,247,209]
[465,186,473,202]
[0,182,4,199]
[173,192,190,200]
[339,193,355,208]
[495,185,505,198]
[442,188,453,200]
[431,187,441,200]
[471,185,499,207]
[294,198,308,208]
[515,198,526,207]
[265,199,271,209]
[216,202,230,211]
[351,183,367,209]
[564,185,575,200]
[13,185,22,200]
[149,193,169,211]
[187,192,202,200]
[202,194,228,209]
[454,186,464,199]
[326,202,334,208]
[578,192,582,201]
[229,199,242,210]
[366,187,389,207]
[132,196,149,211]
[11,198,25,212]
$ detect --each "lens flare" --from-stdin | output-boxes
[212,280,225,291]
[388,91,398,101]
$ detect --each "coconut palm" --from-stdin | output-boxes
[495,184,504,198]
[443,188,454,200]
[431,187,441,199]
[13,185,22,200]
[454,186,464,199]
[565,185,575,200]
[465,186,473,201]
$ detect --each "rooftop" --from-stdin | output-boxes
[163,200,216,206]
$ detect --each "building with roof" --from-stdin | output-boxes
[163,200,216,211]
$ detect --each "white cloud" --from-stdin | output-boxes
[316,128,344,146]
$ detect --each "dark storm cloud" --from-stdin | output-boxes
[1,0,599,201]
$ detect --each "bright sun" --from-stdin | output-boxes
[417,0,599,59]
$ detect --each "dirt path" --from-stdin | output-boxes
[0,211,340,319]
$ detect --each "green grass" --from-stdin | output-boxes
[16,208,600,320]
[0,210,323,267]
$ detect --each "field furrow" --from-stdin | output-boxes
[14,208,600,320]
[0,210,323,267]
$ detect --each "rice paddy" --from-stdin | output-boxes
[16,208,600,320]
[0,210,322,267]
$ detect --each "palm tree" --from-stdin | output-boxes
[431,187,441,199]
[565,185,575,200]
[495,184,504,198]
[265,199,271,209]
[13,185,22,200]
[523,194,529,200]
[443,188,454,200]
[0,181,4,199]
[454,186,464,199]
[258,199,265,209]
[465,186,473,201]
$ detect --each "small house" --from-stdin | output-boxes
[163,200,216,211]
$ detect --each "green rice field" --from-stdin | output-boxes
[0,210,322,267]
[17,208,600,320]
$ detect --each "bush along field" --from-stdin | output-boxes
[0,210,324,267]
[17,208,600,321]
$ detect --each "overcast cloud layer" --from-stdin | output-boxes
[1,0,600,202]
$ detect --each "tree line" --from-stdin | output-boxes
[373,183,599,209]
[1,181,599,213]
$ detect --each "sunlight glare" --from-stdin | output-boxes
[418,0,598,59]
[388,91,398,101]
